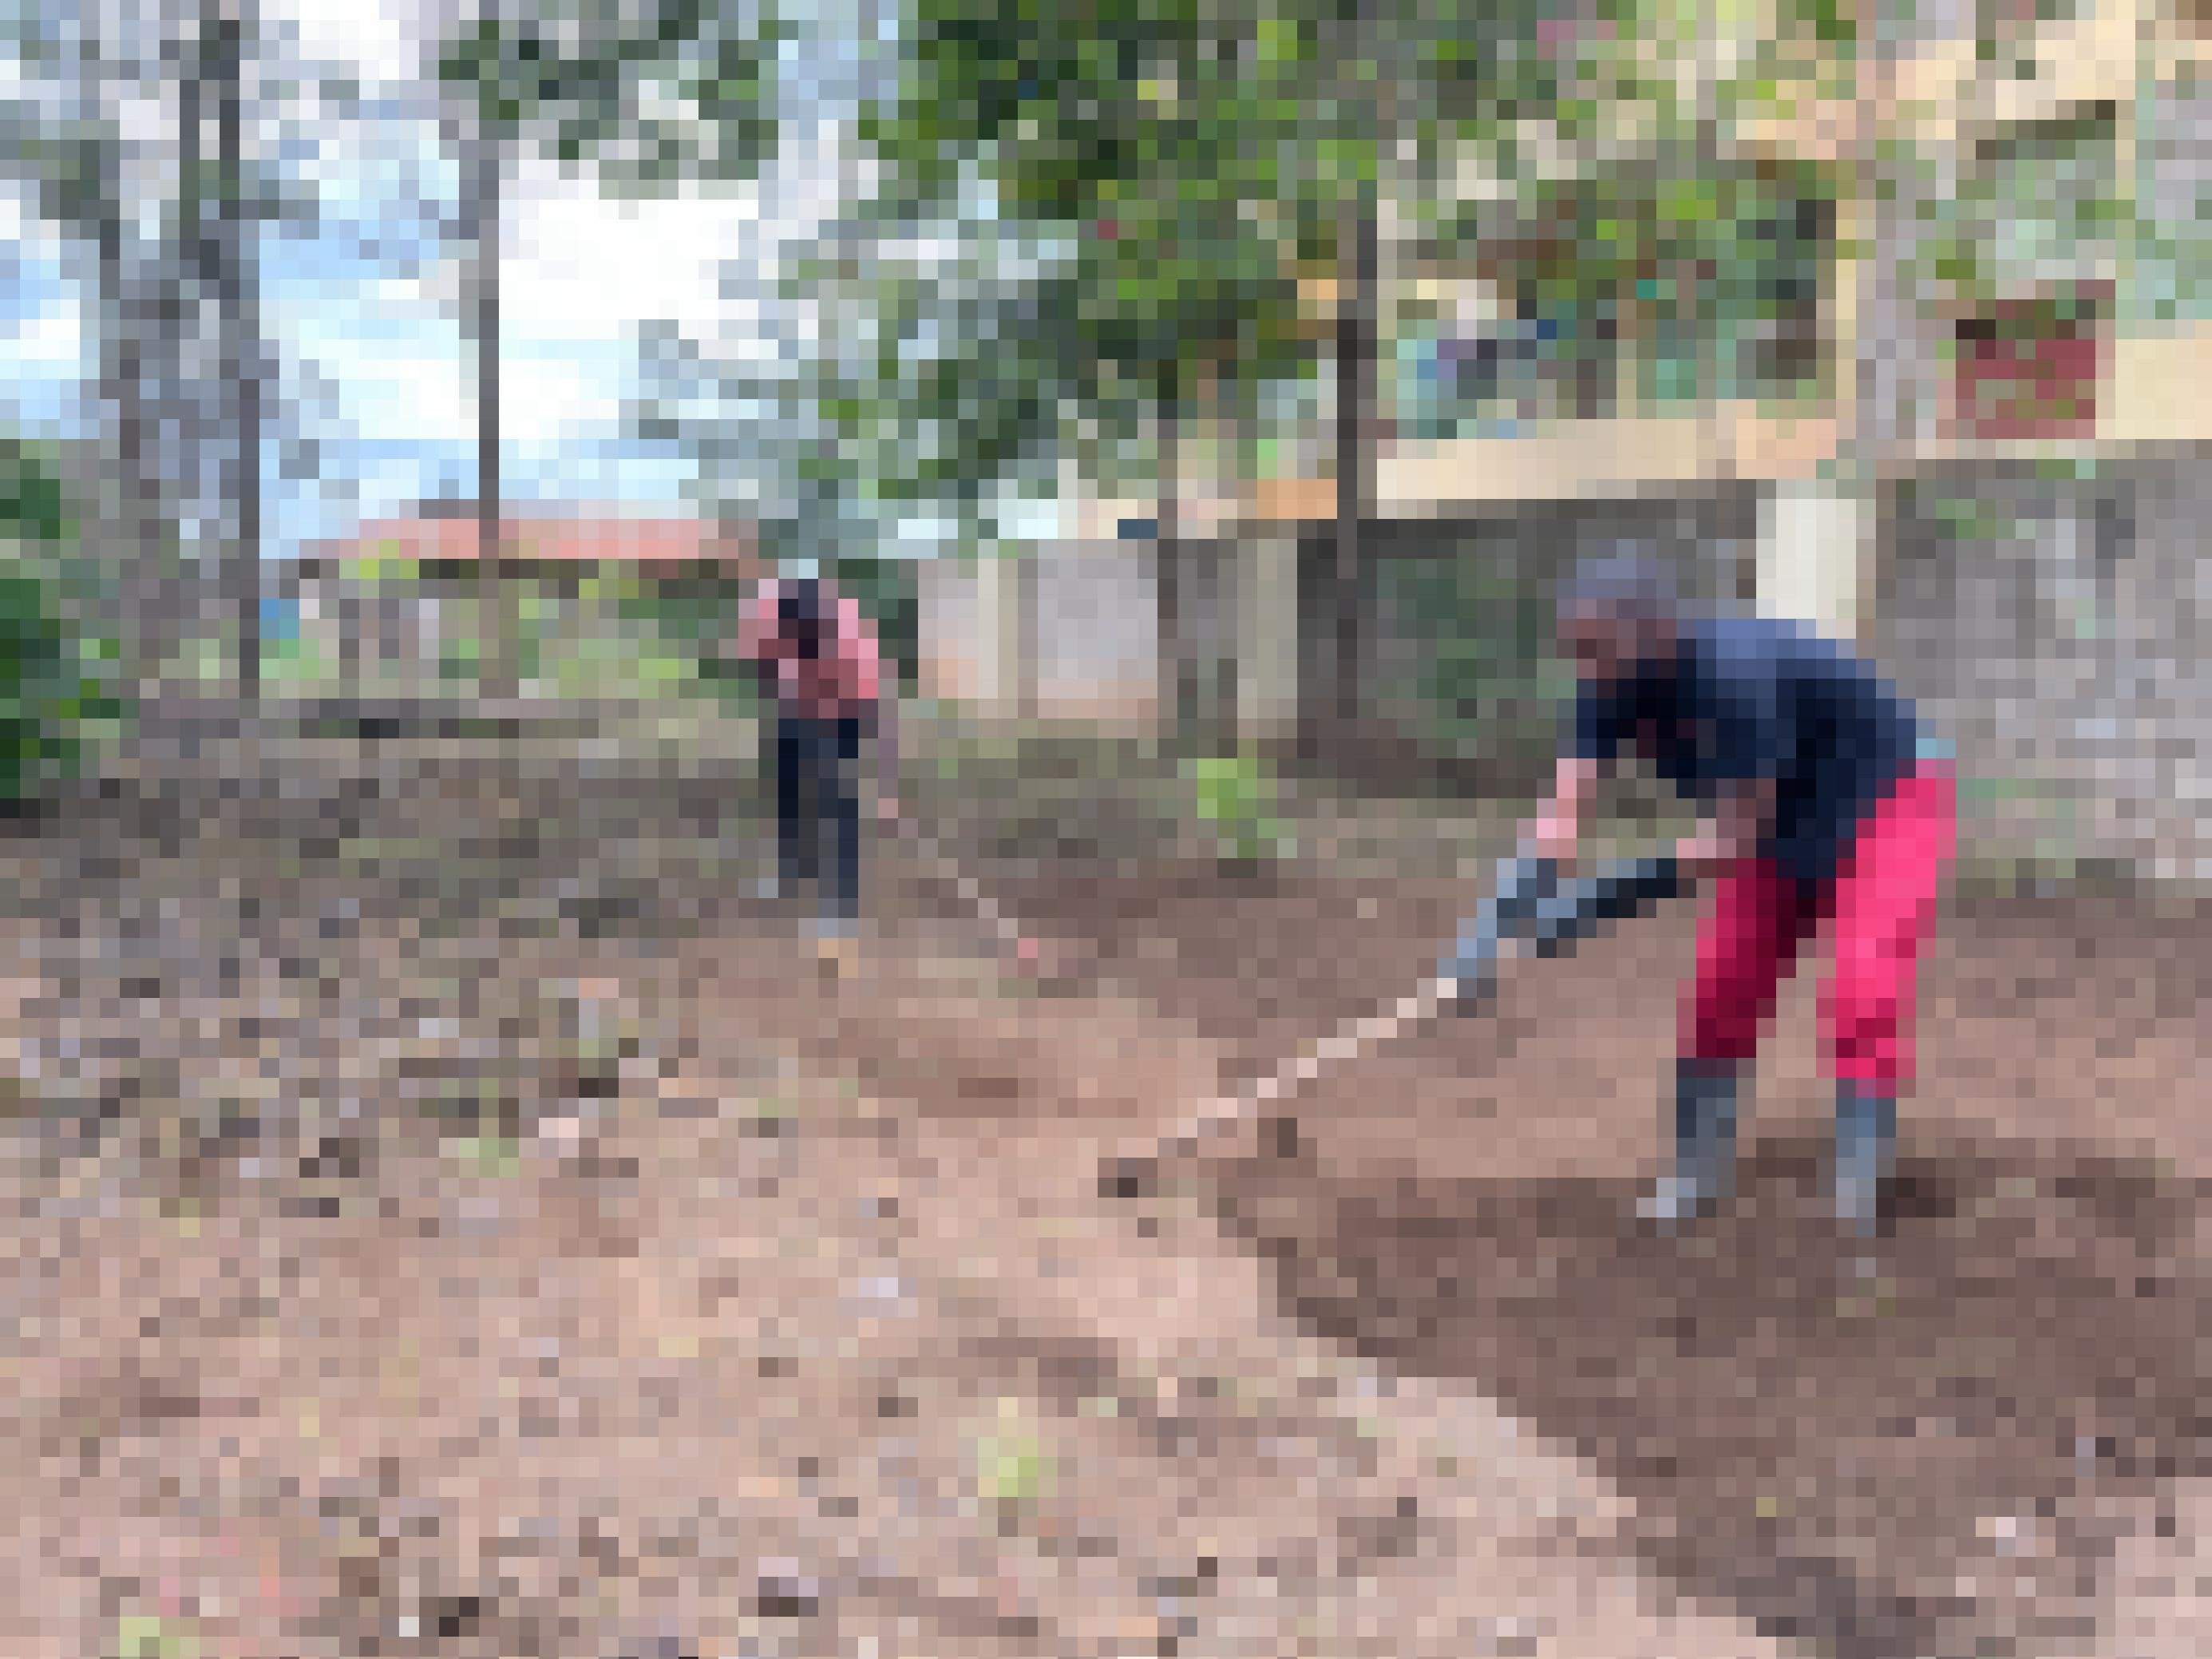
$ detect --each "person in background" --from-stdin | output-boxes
[733,572,899,945]
[1521,553,1957,1235]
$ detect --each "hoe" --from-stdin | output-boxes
[1100,851,1691,1200]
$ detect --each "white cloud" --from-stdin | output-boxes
[331,344,475,445]
[279,0,437,88]
[505,167,754,339]
[997,496,1066,543]
[0,189,30,251]
[1,307,86,374]
[364,271,446,314]
[500,348,615,446]
[303,327,631,452]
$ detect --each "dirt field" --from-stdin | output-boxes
[1,745,2206,1659]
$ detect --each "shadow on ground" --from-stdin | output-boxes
[1209,1127,2212,1659]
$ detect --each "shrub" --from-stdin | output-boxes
[1,443,127,807]
[1182,750,1291,865]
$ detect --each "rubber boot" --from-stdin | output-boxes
[1834,1083,1897,1236]
[1640,1059,1742,1226]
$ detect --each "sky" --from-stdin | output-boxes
[1,0,872,556]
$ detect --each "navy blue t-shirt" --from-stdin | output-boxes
[1568,613,1926,891]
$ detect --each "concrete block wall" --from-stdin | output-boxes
[1330,484,1760,780]
[916,544,1166,727]
[1876,455,2212,878]
[909,465,2211,884]
[1033,541,1169,723]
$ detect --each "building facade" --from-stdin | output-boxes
[917,0,2212,873]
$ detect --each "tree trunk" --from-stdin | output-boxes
[1824,45,1917,639]
[176,17,205,671]
[1332,182,1377,734]
[92,211,164,687]
[214,2,259,702]
[1209,370,1243,747]
[1155,374,1190,750]
[472,121,511,703]
[82,20,168,690]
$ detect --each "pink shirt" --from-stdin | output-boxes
[735,578,884,720]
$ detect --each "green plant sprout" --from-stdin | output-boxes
[975,1396,1053,1508]
[112,1613,199,1659]
[1183,751,1292,865]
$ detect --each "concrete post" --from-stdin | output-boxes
[973,551,1031,721]
[1754,197,1876,644]
[974,554,1005,714]
[1237,530,1300,743]
[1756,476,1874,642]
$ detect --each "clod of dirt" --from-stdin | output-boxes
[750,1561,823,1619]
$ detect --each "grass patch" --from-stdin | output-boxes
[112,1613,199,1659]
[443,1132,521,1176]
[975,1396,1054,1523]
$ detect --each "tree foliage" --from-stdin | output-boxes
[433,0,788,189]
[632,0,1854,576]
[638,202,1079,564]
[857,0,1337,433]
[3,0,405,684]
[836,0,1839,501]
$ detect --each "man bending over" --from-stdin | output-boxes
[1525,555,1956,1234]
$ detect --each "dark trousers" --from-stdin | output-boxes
[774,711,862,921]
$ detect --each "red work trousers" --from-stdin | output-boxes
[1682,762,1957,1091]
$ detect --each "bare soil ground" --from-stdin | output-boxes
[1,738,2206,1659]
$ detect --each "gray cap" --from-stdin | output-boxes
[1557,551,1679,623]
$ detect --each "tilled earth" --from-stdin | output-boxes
[1,742,2206,1659]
